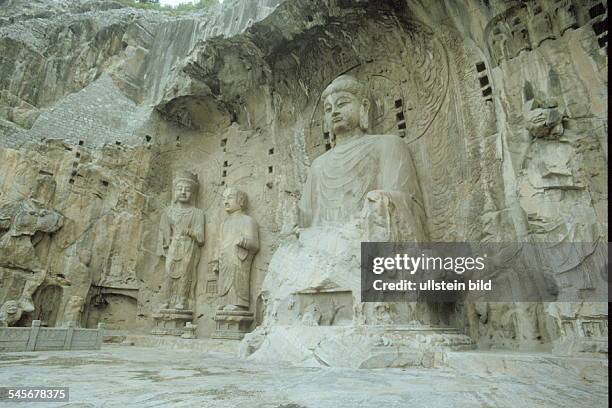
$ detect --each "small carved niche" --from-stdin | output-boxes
[591,4,608,52]
[589,3,606,19]
[206,279,218,295]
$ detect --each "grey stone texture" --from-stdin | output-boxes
[0,344,606,407]
[0,0,607,381]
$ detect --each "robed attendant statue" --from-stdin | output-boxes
[215,188,259,311]
[157,171,205,310]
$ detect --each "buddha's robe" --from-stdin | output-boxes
[299,134,427,241]
[217,213,259,308]
[157,206,205,306]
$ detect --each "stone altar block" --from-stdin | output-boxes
[212,309,254,340]
[151,309,193,337]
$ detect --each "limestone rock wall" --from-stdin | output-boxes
[0,0,607,353]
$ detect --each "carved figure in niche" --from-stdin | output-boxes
[300,74,427,241]
[490,27,509,65]
[61,295,84,327]
[157,171,205,310]
[214,188,259,311]
[523,96,564,140]
[553,0,578,35]
[0,300,23,327]
[508,17,531,58]
[301,303,322,326]
[527,5,555,47]
[0,199,63,313]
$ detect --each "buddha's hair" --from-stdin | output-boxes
[321,75,367,101]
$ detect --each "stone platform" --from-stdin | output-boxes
[212,309,254,340]
[0,344,606,407]
[151,309,193,337]
[124,334,240,355]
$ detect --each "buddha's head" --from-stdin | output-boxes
[173,170,198,204]
[222,187,247,214]
[322,75,370,140]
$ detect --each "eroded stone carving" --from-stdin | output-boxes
[61,295,84,327]
[301,75,427,241]
[522,83,564,140]
[152,170,204,337]
[156,171,205,310]
[244,75,472,366]
[547,302,608,355]
[213,188,259,340]
[0,300,23,327]
[486,1,583,66]
[215,188,259,311]
[0,199,63,314]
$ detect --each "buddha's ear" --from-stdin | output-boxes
[359,98,370,131]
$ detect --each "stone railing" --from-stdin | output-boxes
[0,321,105,352]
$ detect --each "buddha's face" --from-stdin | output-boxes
[223,190,242,214]
[324,91,363,136]
[174,181,193,203]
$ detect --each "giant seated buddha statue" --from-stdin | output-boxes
[242,76,471,367]
[262,75,428,304]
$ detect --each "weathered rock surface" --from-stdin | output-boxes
[0,0,607,368]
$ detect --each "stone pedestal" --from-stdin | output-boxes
[151,309,193,337]
[212,310,254,340]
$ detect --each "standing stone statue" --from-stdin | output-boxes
[215,187,259,311]
[156,170,205,310]
[61,295,84,327]
[0,199,63,314]
[212,188,259,340]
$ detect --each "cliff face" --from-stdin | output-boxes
[0,0,607,354]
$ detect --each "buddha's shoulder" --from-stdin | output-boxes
[310,134,405,166]
[368,133,405,145]
[360,134,407,153]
